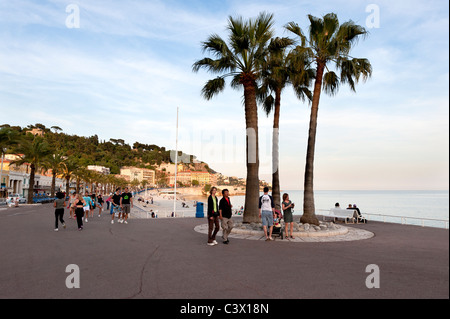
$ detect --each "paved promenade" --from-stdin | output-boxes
[0,203,448,299]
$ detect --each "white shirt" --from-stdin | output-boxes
[259,194,274,211]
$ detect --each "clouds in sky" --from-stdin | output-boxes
[0,0,448,190]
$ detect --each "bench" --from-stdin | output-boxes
[323,208,358,224]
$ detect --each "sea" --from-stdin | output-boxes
[189,190,449,229]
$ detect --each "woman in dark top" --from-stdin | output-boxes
[97,194,104,217]
[282,193,295,239]
[53,191,66,231]
[207,187,220,246]
[74,194,86,231]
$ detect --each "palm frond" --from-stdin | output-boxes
[322,71,340,95]
[201,77,226,100]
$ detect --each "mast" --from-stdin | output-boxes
[173,107,179,216]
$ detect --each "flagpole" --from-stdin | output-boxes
[173,107,179,216]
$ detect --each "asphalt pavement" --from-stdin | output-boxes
[0,203,448,299]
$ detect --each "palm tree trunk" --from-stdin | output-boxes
[27,164,36,204]
[301,61,325,226]
[272,87,281,210]
[51,172,56,197]
[242,81,260,223]
[65,176,70,196]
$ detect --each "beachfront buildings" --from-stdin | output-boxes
[0,154,66,198]
[87,165,110,175]
[167,170,212,187]
[120,166,156,186]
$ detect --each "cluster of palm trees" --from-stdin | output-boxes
[193,12,372,224]
[0,127,129,203]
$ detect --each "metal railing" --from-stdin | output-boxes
[362,212,449,229]
[316,209,449,229]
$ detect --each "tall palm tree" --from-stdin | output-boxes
[258,37,314,209]
[60,157,79,196]
[43,150,66,197]
[11,135,52,203]
[286,13,372,225]
[193,12,275,223]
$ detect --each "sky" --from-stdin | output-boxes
[0,0,448,190]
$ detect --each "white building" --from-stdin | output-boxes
[87,165,110,175]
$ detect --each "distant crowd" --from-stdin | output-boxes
[53,187,134,231]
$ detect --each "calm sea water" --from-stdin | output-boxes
[192,190,449,229]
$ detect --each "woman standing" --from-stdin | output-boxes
[207,187,220,246]
[73,194,86,231]
[282,193,295,239]
[53,192,67,231]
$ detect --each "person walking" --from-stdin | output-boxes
[82,193,92,223]
[207,187,220,246]
[53,191,67,231]
[120,187,133,224]
[110,188,121,224]
[106,193,112,210]
[97,193,104,217]
[282,193,295,239]
[68,192,77,219]
[259,187,275,241]
[73,194,86,231]
[219,189,234,245]
[89,193,97,219]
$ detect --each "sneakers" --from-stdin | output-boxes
[54,228,58,232]
[63,223,66,229]
[207,242,215,246]
[124,220,128,224]
[213,240,218,245]
[111,220,114,224]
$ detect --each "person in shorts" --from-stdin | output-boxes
[259,187,275,241]
[82,193,92,223]
[120,187,133,224]
[110,188,121,224]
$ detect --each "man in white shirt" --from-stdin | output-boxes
[259,187,275,241]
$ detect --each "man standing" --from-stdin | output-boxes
[259,187,275,241]
[219,189,234,245]
[120,187,133,224]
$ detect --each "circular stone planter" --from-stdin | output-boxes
[194,221,374,243]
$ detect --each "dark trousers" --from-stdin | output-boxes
[208,216,220,243]
[55,208,65,228]
[75,209,84,229]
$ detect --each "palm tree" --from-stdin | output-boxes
[60,157,79,196]
[286,13,372,225]
[193,12,275,223]
[11,135,52,203]
[258,37,314,209]
[42,150,66,197]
